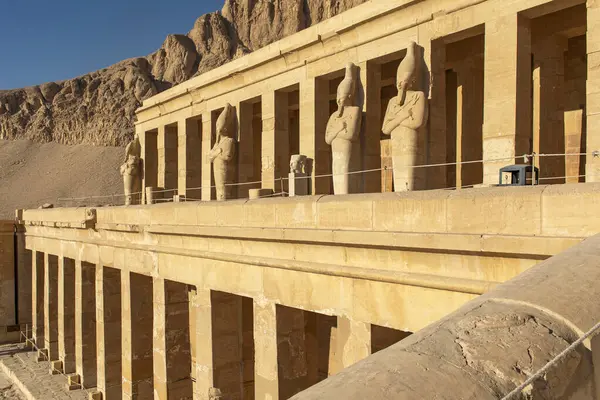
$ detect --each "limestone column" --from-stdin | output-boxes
[254,301,279,399]
[189,289,214,400]
[143,128,159,204]
[262,91,290,193]
[330,317,370,375]
[459,56,485,187]
[15,227,32,327]
[455,74,464,189]
[122,272,154,399]
[482,14,532,185]
[32,252,44,348]
[58,257,76,374]
[533,36,567,184]
[96,266,122,399]
[153,278,193,400]
[299,78,330,195]
[178,118,202,200]
[358,61,382,193]
[587,1,600,181]
[44,254,59,361]
[0,223,15,330]
[75,261,97,388]
[427,39,448,190]
[237,102,255,198]
[201,112,214,201]
[277,307,309,399]
[211,291,257,399]
[158,125,167,191]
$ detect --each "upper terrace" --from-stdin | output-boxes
[111,0,600,210]
[10,0,600,398]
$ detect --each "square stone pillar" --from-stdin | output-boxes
[44,254,59,361]
[482,14,532,185]
[58,257,76,374]
[277,306,309,399]
[299,78,331,195]
[32,252,44,347]
[122,272,154,399]
[15,227,32,327]
[153,278,193,400]
[158,125,167,191]
[254,301,279,399]
[358,61,382,193]
[262,91,290,193]
[0,223,15,329]
[75,261,97,388]
[237,102,256,199]
[211,292,256,399]
[189,289,214,400]
[533,36,567,184]
[587,1,600,181]
[428,40,448,189]
[142,127,159,205]
[331,317,370,374]
[96,266,122,399]
[178,118,202,199]
[201,112,214,201]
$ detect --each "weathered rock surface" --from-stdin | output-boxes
[0,0,367,147]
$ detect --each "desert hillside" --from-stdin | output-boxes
[0,0,367,217]
[0,140,122,218]
[0,0,367,147]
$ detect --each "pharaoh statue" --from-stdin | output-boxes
[289,154,308,196]
[290,154,307,174]
[382,41,429,192]
[120,133,142,205]
[325,63,362,195]
[209,103,237,201]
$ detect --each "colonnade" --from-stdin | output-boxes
[138,4,598,203]
[27,250,410,400]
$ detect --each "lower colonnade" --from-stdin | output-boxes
[17,184,600,399]
[26,253,412,400]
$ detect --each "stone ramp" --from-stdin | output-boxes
[0,358,25,400]
[0,345,87,400]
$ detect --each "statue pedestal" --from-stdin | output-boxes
[289,173,308,197]
[249,189,274,200]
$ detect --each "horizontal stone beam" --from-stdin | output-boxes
[291,233,600,399]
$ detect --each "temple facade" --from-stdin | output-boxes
[135,0,597,203]
[4,0,600,399]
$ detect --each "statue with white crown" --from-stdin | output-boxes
[382,41,429,192]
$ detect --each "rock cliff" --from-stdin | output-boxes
[0,0,367,147]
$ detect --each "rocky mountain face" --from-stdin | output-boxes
[0,0,367,147]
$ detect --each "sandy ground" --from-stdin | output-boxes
[0,140,123,219]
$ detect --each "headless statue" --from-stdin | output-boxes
[325,63,362,195]
[382,41,429,192]
[209,104,237,201]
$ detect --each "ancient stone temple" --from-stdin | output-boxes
[3,0,600,399]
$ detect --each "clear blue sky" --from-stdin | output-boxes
[0,0,223,90]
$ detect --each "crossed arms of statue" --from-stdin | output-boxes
[209,138,235,162]
[325,120,347,145]
[382,93,428,135]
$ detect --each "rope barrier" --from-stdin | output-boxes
[501,320,600,400]
[18,329,94,398]
[52,150,597,205]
